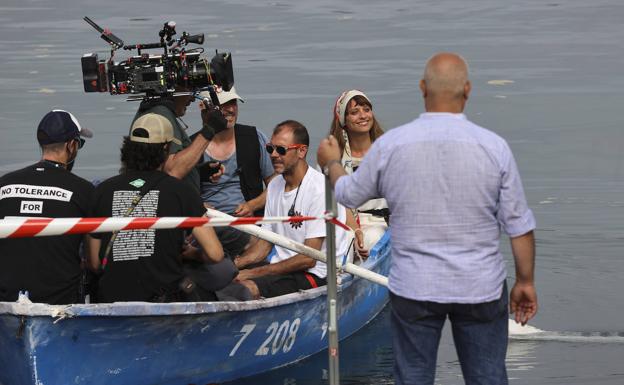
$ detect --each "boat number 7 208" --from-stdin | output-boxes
[229,318,301,357]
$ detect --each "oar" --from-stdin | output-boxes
[205,208,389,287]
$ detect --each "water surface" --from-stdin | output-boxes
[1,0,623,383]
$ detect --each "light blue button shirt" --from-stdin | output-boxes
[335,113,536,303]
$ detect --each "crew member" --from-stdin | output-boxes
[197,87,276,256]
[318,52,537,385]
[88,113,224,302]
[132,86,228,191]
[0,110,94,304]
[234,120,351,299]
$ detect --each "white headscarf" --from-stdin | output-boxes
[333,89,370,127]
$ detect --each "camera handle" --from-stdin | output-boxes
[83,16,124,50]
[205,88,221,109]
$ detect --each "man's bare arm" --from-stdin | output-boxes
[233,173,278,217]
[192,226,224,263]
[237,237,323,280]
[163,135,210,179]
[235,238,273,269]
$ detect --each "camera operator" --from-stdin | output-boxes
[132,86,228,192]
[0,110,94,304]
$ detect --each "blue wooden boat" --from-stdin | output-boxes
[0,231,391,385]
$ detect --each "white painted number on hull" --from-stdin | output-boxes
[230,318,301,357]
[229,324,256,357]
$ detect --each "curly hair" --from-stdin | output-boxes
[119,136,168,173]
[329,95,384,152]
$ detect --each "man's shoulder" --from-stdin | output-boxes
[97,171,178,190]
[234,123,257,134]
[135,100,178,124]
[1,163,93,191]
[462,119,511,153]
[302,167,325,194]
[0,163,38,182]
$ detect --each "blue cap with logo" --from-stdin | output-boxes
[37,109,93,148]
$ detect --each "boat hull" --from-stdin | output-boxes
[0,231,391,385]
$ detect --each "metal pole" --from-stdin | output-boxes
[325,176,340,385]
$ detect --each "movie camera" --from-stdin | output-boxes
[81,17,233,104]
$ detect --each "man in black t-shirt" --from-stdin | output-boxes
[88,113,225,302]
[0,110,94,304]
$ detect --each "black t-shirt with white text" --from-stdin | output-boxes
[90,170,205,302]
[0,161,94,304]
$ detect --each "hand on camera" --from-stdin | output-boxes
[200,108,228,140]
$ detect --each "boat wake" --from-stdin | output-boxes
[509,320,624,343]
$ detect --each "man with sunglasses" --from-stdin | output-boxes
[0,110,95,304]
[234,120,351,299]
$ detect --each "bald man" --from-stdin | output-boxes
[318,52,537,385]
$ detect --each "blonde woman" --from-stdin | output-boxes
[330,90,388,258]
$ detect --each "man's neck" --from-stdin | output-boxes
[213,126,235,143]
[283,162,308,190]
[424,99,465,114]
[41,153,67,169]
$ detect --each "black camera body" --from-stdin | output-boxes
[81,18,234,98]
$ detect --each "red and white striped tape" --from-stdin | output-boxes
[0,214,350,239]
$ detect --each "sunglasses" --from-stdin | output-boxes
[265,143,305,156]
[71,136,85,149]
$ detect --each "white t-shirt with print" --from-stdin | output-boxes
[262,166,350,279]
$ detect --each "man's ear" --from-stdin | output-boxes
[464,80,471,100]
[419,79,427,98]
[66,140,77,153]
[299,145,308,159]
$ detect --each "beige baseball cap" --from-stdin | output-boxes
[199,86,245,105]
[130,113,181,145]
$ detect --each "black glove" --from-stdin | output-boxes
[200,108,228,140]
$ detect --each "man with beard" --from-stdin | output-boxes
[0,110,94,304]
[233,120,350,299]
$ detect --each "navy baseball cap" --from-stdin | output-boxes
[37,110,93,148]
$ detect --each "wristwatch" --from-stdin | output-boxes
[323,159,342,176]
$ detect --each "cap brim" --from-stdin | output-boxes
[80,126,94,138]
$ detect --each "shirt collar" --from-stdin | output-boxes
[419,112,467,120]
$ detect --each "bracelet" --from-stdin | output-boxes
[354,228,363,234]
[323,159,342,176]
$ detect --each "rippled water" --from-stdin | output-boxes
[1,0,624,383]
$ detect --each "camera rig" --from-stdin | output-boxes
[81,16,233,105]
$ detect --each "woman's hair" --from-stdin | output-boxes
[329,95,384,152]
[119,136,168,173]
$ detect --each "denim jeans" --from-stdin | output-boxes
[390,283,509,385]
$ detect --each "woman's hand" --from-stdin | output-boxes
[354,228,369,258]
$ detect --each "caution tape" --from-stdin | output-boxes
[0,214,350,239]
